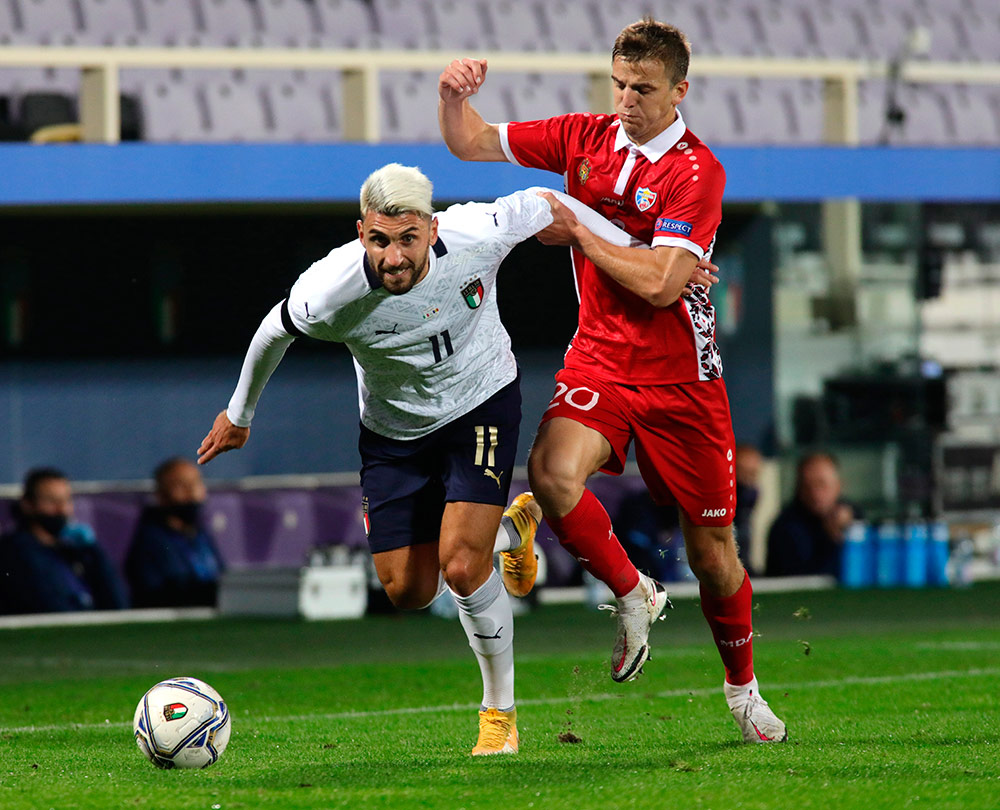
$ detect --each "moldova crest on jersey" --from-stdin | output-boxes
[461,278,484,309]
[577,157,592,185]
[635,187,657,212]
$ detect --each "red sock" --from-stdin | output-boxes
[700,572,755,686]
[546,488,639,597]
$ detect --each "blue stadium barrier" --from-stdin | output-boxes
[0,144,998,206]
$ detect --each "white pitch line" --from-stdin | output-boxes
[2,666,997,736]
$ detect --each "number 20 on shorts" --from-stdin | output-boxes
[545,382,600,412]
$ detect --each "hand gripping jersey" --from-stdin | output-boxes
[226,188,639,441]
[499,109,726,384]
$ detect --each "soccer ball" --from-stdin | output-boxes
[133,677,231,769]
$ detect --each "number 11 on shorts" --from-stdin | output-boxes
[474,425,498,466]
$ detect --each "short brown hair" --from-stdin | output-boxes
[612,18,691,86]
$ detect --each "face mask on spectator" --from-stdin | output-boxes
[32,513,69,537]
[163,502,203,525]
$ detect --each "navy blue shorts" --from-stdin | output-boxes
[358,375,521,554]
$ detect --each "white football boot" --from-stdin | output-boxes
[602,573,671,683]
[724,678,788,743]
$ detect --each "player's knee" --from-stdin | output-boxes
[527,449,580,513]
[686,530,741,590]
[441,554,491,597]
[380,576,432,611]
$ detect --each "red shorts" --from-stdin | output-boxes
[539,368,736,526]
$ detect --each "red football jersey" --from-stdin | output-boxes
[500,110,725,383]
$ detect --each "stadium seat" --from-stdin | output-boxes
[371,0,435,49]
[0,0,27,45]
[133,0,203,46]
[424,0,494,50]
[0,67,79,101]
[311,0,378,48]
[18,92,77,138]
[857,2,917,60]
[503,72,586,121]
[11,0,81,46]
[954,2,1000,63]
[380,70,445,141]
[258,70,345,141]
[727,77,798,144]
[77,0,144,46]
[706,0,771,58]
[199,76,271,141]
[947,84,1000,145]
[858,79,954,145]
[255,0,323,48]
[786,78,825,143]
[136,76,207,141]
[679,76,743,144]
[592,0,649,43]
[792,0,868,59]
[485,0,551,53]
[536,0,603,52]
[194,0,262,47]
[0,95,24,140]
[914,4,966,62]
[750,0,819,58]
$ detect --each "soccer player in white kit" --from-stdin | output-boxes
[197,163,644,755]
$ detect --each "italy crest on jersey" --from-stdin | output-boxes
[577,157,592,185]
[635,187,657,212]
[461,278,484,309]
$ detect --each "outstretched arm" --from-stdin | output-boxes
[197,303,295,465]
[438,58,507,162]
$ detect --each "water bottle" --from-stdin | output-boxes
[875,521,903,588]
[902,521,929,588]
[927,521,950,587]
[840,520,872,589]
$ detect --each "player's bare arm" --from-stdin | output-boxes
[438,58,506,162]
[197,410,250,465]
[538,191,714,305]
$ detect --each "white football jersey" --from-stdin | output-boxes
[283,189,553,439]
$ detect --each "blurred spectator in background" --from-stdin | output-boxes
[733,444,762,574]
[766,452,856,578]
[613,492,681,583]
[0,468,127,614]
[125,457,225,608]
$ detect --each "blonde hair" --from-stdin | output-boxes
[359,163,434,219]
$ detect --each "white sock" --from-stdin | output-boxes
[451,570,515,710]
[617,572,649,611]
[724,676,760,708]
[493,514,520,554]
[419,571,448,610]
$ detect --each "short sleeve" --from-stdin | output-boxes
[651,156,726,259]
[500,113,586,173]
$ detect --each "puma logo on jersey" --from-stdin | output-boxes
[483,469,503,488]
[486,211,498,227]
[702,508,728,518]
[375,324,400,336]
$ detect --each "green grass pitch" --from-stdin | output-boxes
[1,583,998,810]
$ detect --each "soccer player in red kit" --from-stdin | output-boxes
[439,18,787,743]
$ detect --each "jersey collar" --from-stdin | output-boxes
[613,109,687,164]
